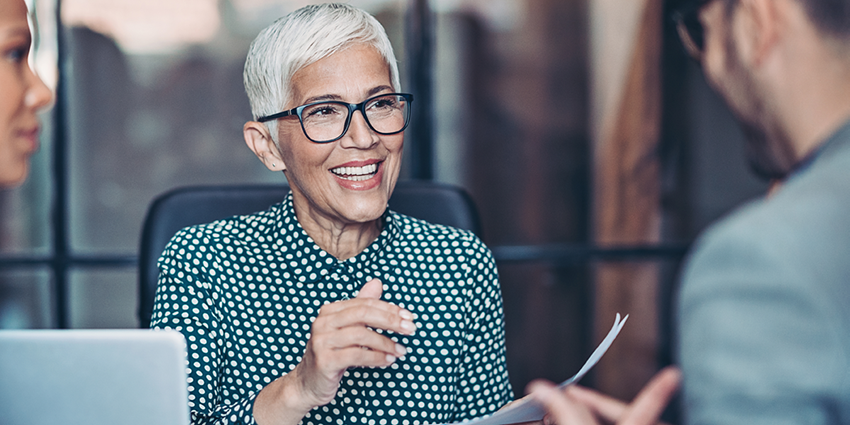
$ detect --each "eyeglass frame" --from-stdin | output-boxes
[672,0,721,61]
[256,92,414,144]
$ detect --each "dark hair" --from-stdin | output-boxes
[674,0,850,36]
[797,0,850,37]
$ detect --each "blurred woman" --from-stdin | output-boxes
[0,0,52,187]
[151,4,513,425]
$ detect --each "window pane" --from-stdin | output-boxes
[497,262,590,394]
[0,148,52,255]
[498,257,683,393]
[68,268,137,328]
[431,0,590,245]
[0,269,53,329]
[62,0,408,254]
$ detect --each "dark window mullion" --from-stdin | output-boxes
[405,0,435,180]
[52,0,69,328]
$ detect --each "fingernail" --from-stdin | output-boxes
[400,320,416,334]
[399,309,413,320]
[395,343,407,356]
[385,354,396,363]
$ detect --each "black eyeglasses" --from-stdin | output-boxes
[257,93,414,143]
[672,0,716,60]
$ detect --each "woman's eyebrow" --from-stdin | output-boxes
[366,85,394,97]
[0,27,32,42]
[301,85,395,105]
[302,94,343,104]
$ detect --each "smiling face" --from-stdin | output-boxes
[0,0,52,187]
[274,43,404,228]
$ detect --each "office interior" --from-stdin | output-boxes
[0,0,768,406]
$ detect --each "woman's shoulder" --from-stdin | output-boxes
[168,204,281,246]
[388,210,487,250]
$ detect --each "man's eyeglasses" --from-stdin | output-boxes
[258,93,414,144]
[672,0,715,60]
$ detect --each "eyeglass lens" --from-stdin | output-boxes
[301,94,410,143]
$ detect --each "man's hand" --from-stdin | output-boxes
[527,366,681,425]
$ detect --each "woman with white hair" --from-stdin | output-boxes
[150,4,513,425]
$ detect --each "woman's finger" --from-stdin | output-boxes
[319,294,404,316]
[317,278,385,315]
[312,325,407,359]
[355,278,383,299]
[315,299,416,336]
[304,344,397,374]
[332,345,403,368]
[316,279,415,336]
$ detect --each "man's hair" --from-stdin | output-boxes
[797,0,850,38]
[677,0,850,36]
[243,3,401,142]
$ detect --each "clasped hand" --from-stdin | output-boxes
[254,278,416,425]
[298,278,416,405]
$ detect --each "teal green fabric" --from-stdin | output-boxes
[151,193,513,425]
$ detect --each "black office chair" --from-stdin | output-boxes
[137,180,482,328]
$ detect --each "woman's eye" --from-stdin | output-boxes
[307,105,341,117]
[368,98,397,110]
[5,47,27,63]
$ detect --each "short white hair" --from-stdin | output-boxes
[243,3,401,142]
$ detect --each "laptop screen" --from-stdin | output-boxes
[0,329,189,425]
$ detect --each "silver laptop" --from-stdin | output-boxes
[0,329,189,425]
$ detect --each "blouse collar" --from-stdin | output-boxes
[269,192,399,285]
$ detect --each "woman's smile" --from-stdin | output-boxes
[330,159,381,182]
[17,125,40,150]
[330,159,384,191]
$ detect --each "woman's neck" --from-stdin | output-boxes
[291,195,383,261]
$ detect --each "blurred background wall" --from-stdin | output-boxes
[0,0,769,406]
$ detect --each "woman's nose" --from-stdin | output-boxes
[340,110,378,149]
[25,67,53,111]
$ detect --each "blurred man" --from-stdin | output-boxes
[530,0,850,423]
[675,0,850,423]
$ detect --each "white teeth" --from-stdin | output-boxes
[331,163,378,181]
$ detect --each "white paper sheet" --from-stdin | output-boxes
[425,313,629,425]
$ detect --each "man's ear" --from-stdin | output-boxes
[738,0,782,67]
[244,121,286,171]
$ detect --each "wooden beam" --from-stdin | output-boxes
[590,0,664,400]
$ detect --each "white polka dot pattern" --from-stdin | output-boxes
[151,193,513,425]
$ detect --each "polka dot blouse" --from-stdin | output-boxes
[151,192,514,425]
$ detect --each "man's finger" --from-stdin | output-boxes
[564,385,629,421]
[620,366,681,425]
[528,380,600,425]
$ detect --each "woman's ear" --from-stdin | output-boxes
[244,121,286,171]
